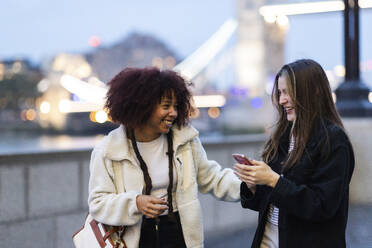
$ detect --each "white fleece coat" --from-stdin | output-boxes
[88,125,241,248]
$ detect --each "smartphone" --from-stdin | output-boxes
[232,153,253,165]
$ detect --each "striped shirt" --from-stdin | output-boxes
[267,135,294,226]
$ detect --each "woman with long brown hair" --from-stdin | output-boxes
[88,67,240,248]
[234,59,354,248]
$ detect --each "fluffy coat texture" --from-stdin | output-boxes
[88,125,241,248]
[241,121,355,248]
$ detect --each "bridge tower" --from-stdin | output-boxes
[236,0,267,96]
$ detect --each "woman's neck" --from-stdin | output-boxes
[133,128,161,142]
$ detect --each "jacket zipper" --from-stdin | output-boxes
[155,217,160,248]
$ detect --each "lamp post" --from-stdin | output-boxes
[335,0,372,117]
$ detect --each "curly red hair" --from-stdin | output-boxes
[105,67,193,129]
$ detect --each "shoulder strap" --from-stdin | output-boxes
[111,161,128,247]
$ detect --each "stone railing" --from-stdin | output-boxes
[0,134,266,248]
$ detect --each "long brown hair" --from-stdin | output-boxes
[262,59,343,170]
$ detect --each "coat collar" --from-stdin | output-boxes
[102,124,199,161]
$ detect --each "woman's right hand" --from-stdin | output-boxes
[136,195,168,218]
[234,166,257,194]
[234,160,280,188]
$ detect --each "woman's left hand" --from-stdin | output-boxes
[234,159,280,188]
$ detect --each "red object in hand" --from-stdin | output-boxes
[232,154,253,165]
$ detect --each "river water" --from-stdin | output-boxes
[0,132,103,155]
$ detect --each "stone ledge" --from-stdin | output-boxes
[0,166,26,222]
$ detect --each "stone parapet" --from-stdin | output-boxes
[343,118,372,204]
[0,134,266,248]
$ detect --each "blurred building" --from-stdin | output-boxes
[0,59,43,128]
[36,32,180,133]
[228,0,288,132]
[86,32,180,83]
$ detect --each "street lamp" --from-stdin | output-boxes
[335,0,372,117]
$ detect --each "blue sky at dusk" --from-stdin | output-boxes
[0,0,235,62]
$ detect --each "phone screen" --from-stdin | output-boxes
[232,154,252,165]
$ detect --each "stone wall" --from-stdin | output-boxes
[0,134,266,248]
[343,118,372,204]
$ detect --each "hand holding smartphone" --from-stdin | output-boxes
[232,153,253,165]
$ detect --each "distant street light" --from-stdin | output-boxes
[89,35,101,48]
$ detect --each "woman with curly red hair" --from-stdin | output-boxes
[88,67,240,248]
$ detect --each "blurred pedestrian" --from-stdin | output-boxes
[234,59,354,248]
[88,67,240,248]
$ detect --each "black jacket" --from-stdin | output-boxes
[241,121,354,248]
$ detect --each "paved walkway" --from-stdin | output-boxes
[205,204,372,248]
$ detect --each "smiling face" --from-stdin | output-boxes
[278,74,296,122]
[136,91,178,142]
